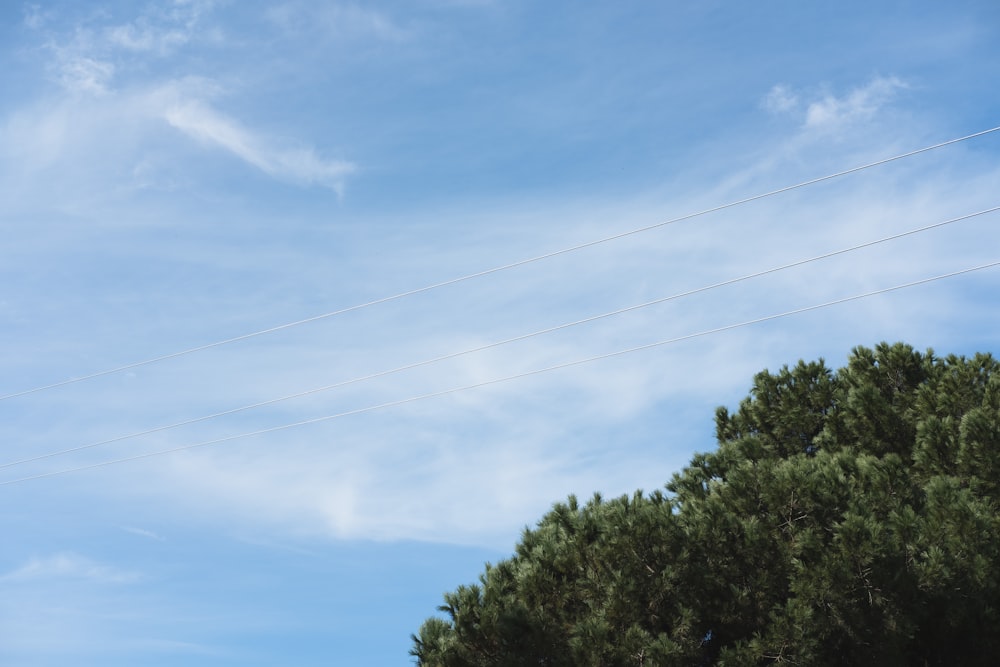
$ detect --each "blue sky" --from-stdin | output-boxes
[1,1,998,664]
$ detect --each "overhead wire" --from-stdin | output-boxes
[1,205,996,472]
[2,259,996,487]
[2,125,999,403]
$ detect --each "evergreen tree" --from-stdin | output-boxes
[411,343,1000,666]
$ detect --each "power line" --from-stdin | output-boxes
[3,259,996,487]
[1,205,996,472]
[2,125,998,403]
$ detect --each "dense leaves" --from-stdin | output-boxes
[411,343,1000,666]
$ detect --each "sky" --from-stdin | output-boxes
[1,0,998,664]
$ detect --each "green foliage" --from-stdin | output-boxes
[411,343,1000,666]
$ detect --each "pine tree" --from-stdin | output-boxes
[411,343,1000,666]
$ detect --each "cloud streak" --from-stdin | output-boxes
[14,1,356,195]
[164,99,356,192]
[1,553,140,585]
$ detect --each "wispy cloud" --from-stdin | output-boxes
[105,22,190,54]
[122,526,166,541]
[37,0,215,95]
[104,0,220,54]
[761,84,799,114]
[762,76,909,131]
[806,77,908,129]
[22,3,54,30]
[56,55,116,94]
[265,3,410,42]
[1,553,140,584]
[5,4,356,198]
[163,99,356,192]
[101,136,998,549]
[323,4,409,41]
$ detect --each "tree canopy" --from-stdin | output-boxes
[411,342,1000,666]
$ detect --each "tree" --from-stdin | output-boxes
[411,343,1000,666]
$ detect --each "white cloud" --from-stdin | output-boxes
[266,3,409,42]
[761,77,908,131]
[122,526,166,541]
[326,4,409,41]
[805,76,908,129]
[163,99,356,192]
[152,424,668,547]
[1,553,140,585]
[103,0,219,54]
[96,153,996,549]
[5,110,995,548]
[106,23,190,53]
[40,0,217,96]
[56,55,116,95]
[23,3,53,30]
[25,0,357,193]
[2,19,356,198]
[762,84,799,114]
